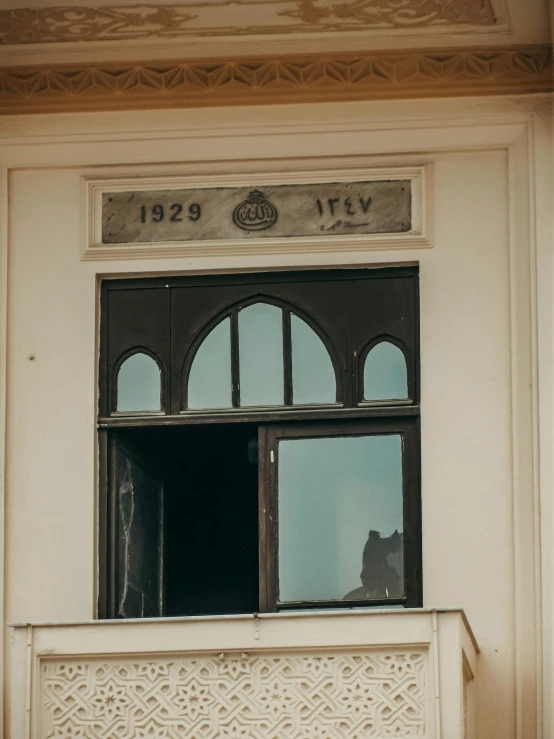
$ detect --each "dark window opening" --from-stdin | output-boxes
[109,425,259,618]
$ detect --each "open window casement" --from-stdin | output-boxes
[99,268,421,618]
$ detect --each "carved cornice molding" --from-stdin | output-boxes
[0,45,550,116]
[0,1,498,46]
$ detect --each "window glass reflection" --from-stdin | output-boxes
[364,342,408,401]
[291,314,336,405]
[117,352,161,412]
[239,303,284,407]
[278,434,404,603]
[188,318,232,409]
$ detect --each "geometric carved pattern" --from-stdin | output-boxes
[0,46,551,116]
[0,1,496,46]
[42,649,427,738]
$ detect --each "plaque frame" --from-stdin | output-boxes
[83,164,432,261]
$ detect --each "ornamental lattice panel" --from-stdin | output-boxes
[41,649,427,738]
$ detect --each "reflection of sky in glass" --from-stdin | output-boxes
[291,314,336,405]
[239,304,284,407]
[117,353,161,412]
[278,434,403,602]
[188,318,232,409]
[364,342,408,400]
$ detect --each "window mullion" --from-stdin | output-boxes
[231,309,240,408]
[283,309,293,406]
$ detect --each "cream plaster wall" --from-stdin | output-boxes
[0,95,548,738]
[5,148,513,738]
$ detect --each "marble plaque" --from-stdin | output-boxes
[102,180,411,244]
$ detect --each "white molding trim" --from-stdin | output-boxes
[0,149,9,739]
[508,122,541,739]
[83,165,432,261]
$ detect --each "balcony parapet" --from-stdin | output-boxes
[9,608,478,739]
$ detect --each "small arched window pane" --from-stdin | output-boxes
[239,303,284,407]
[117,352,161,412]
[363,341,408,401]
[188,317,232,409]
[291,314,336,405]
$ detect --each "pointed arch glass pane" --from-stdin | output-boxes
[239,303,284,407]
[291,313,336,405]
[363,341,408,401]
[117,352,161,412]
[188,317,232,409]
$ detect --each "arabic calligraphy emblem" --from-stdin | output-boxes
[233,190,278,231]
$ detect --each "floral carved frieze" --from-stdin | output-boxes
[0,46,550,115]
[42,649,427,737]
[0,0,497,46]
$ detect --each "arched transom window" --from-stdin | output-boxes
[186,301,337,410]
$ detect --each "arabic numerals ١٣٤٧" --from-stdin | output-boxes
[315,196,372,218]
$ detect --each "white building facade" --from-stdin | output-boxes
[0,2,553,738]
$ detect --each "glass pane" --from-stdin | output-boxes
[117,352,161,412]
[278,434,404,603]
[291,314,336,405]
[117,445,163,618]
[239,303,284,407]
[188,318,232,409]
[364,342,408,401]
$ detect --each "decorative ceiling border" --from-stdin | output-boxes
[0,1,498,46]
[0,45,550,116]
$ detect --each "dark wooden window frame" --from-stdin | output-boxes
[98,267,421,618]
